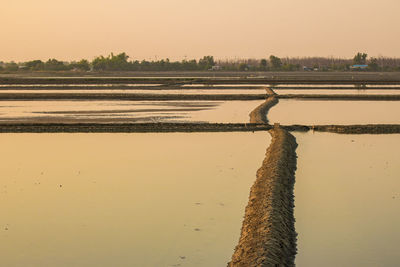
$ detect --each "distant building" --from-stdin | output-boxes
[350,64,368,70]
[210,65,222,71]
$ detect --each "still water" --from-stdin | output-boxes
[0,100,264,123]
[268,100,400,125]
[0,132,271,267]
[0,89,267,95]
[294,132,400,267]
[274,89,400,95]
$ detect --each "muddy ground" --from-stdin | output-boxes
[249,97,279,123]
[228,126,298,267]
[0,93,400,101]
[1,72,400,85]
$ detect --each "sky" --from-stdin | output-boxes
[1,0,400,62]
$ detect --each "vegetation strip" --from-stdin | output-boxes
[249,96,279,123]
[228,126,297,267]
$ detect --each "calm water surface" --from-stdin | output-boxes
[0,89,267,95]
[0,100,264,123]
[274,89,400,95]
[268,100,400,125]
[294,132,400,267]
[0,132,271,267]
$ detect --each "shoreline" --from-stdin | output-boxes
[0,93,399,101]
[0,123,399,134]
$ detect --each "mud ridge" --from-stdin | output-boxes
[311,124,400,134]
[0,122,272,133]
[2,76,400,85]
[265,87,276,95]
[249,96,279,123]
[228,126,297,267]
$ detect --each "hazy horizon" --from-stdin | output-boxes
[1,0,400,62]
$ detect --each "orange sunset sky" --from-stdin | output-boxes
[1,0,399,61]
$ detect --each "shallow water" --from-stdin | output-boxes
[0,132,271,267]
[273,84,355,88]
[0,89,267,95]
[0,84,162,87]
[274,89,400,95]
[0,100,264,123]
[268,99,400,125]
[294,132,400,267]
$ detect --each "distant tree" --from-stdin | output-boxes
[282,63,300,71]
[181,59,198,71]
[353,52,368,65]
[71,59,90,71]
[4,62,19,71]
[25,60,45,71]
[198,56,215,70]
[368,57,379,71]
[44,59,71,71]
[260,59,268,70]
[0,65,3,71]
[239,63,248,71]
[269,55,282,70]
[92,53,130,71]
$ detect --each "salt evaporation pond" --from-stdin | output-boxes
[268,100,400,125]
[294,132,400,267]
[0,100,265,123]
[0,89,267,94]
[0,84,162,88]
[274,89,400,95]
[0,132,271,267]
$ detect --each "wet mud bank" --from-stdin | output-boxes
[2,74,400,85]
[0,122,399,134]
[265,87,276,95]
[1,93,399,101]
[228,126,297,267]
[249,96,278,123]
[0,123,272,133]
[311,124,400,134]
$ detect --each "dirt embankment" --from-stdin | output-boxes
[2,73,400,84]
[228,126,297,267]
[265,87,276,95]
[249,96,279,124]
[0,122,272,133]
[311,124,400,134]
[0,121,399,134]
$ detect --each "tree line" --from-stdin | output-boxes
[1,52,400,72]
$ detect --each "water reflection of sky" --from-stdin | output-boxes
[0,132,271,267]
[0,100,265,123]
[294,132,400,267]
